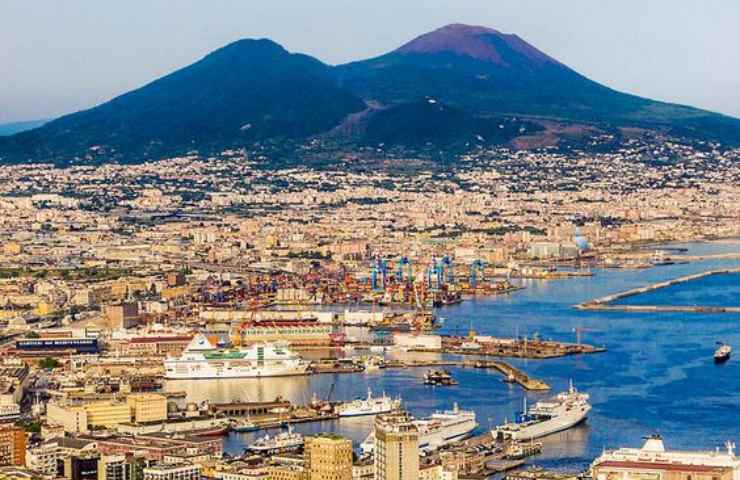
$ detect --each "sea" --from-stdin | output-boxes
[165,240,740,471]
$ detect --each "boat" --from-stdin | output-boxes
[335,388,401,417]
[361,403,477,454]
[231,418,259,433]
[505,440,543,459]
[714,343,732,363]
[164,334,310,379]
[492,381,591,442]
[247,425,304,453]
[423,369,458,386]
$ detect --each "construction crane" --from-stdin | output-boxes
[233,298,259,347]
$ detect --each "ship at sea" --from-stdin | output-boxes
[492,381,591,441]
[247,425,304,453]
[335,388,401,417]
[361,403,477,454]
[164,334,310,379]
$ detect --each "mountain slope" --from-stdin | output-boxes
[0,119,49,136]
[0,39,365,164]
[336,24,740,143]
[1,25,739,166]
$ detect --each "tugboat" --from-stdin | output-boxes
[423,369,458,386]
[714,342,732,363]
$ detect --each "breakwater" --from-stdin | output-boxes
[577,267,740,312]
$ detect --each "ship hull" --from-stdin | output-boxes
[338,407,394,417]
[500,408,589,441]
[164,361,309,379]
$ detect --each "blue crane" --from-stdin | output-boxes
[396,256,412,283]
[470,259,486,288]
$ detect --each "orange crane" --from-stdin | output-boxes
[233,298,259,347]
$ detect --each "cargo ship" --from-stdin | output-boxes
[492,382,590,441]
[335,389,401,417]
[361,403,477,454]
[164,334,310,379]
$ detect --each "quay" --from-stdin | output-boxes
[577,267,740,312]
[440,336,606,359]
[379,358,550,390]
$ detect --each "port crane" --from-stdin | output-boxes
[469,259,486,288]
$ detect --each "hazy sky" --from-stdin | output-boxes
[2,1,739,123]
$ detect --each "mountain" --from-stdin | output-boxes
[337,24,740,143]
[1,25,739,166]
[0,39,365,165]
[0,119,48,136]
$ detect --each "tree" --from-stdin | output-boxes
[39,357,60,369]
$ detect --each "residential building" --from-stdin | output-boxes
[373,413,419,480]
[304,434,352,480]
[143,463,201,480]
[0,425,26,466]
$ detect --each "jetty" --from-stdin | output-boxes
[577,267,740,313]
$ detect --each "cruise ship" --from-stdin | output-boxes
[361,403,477,454]
[492,381,591,441]
[164,334,310,379]
[335,389,401,417]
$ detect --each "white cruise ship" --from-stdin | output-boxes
[164,334,310,379]
[361,403,477,454]
[335,389,401,417]
[248,426,304,453]
[492,381,591,442]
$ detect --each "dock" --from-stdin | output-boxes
[577,267,740,313]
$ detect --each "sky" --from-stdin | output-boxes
[1,1,739,124]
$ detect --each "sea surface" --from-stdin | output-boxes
[165,240,740,471]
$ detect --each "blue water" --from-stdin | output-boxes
[615,272,740,306]
[166,241,740,471]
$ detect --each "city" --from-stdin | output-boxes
[1,3,740,480]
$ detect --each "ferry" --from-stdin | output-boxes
[335,388,401,417]
[247,425,303,453]
[361,403,477,454]
[164,334,310,379]
[714,343,732,363]
[492,381,591,442]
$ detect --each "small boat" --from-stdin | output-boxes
[231,418,259,433]
[423,369,458,386]
[714,343,732,363]
[505,440,543,459]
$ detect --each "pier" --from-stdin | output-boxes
[577,267,740,313]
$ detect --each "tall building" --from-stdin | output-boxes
[0,424,27,466]
[591,436,740,480]
[304,434,353,480]
[61,454,100,480]
[126,393,168,423]
[374,413,419,480]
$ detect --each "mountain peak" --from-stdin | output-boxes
[396,23,557,66]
